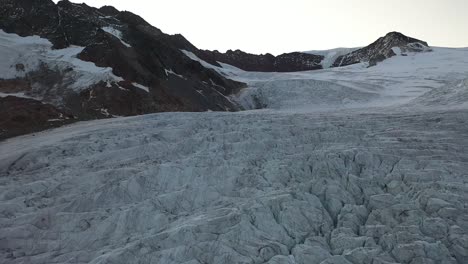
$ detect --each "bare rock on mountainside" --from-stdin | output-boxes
[194,49,325,72]
[0,1,467,262]
[332,32,431,67]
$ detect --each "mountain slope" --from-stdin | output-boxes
[1,109,467,264]
[0,0,245,139]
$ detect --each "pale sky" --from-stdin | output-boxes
[56,0,468,55]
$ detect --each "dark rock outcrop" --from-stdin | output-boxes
[332,32,430,67]
[194,49,324,72]
[0,96,73,140]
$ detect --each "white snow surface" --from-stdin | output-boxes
[0,30,123,91]
[1,46,468,264]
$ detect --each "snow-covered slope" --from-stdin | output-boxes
[1,44,468,264]
[0,0,246,139]
[0,30,123,93]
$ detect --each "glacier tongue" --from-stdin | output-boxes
[1,108,468,264]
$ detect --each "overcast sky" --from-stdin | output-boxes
[56,0,468,55]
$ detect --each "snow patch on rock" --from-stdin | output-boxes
[0,30,124,91]
[102,26,132,48]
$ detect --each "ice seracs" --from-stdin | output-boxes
[0,30,124,93]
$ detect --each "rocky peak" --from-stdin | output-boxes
[332,31,430,67]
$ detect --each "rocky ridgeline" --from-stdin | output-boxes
[332,32,431,67]
[194,49,324,72]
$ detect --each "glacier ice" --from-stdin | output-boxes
[1,45,468,263]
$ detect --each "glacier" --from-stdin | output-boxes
[1,46,468,264]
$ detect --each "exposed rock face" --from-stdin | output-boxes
[1,109,467,263]
[332,32,430,67]
[0,0,245,139]
[194,49,324,72]
[190,32,430,72]
[0,0,433,140]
